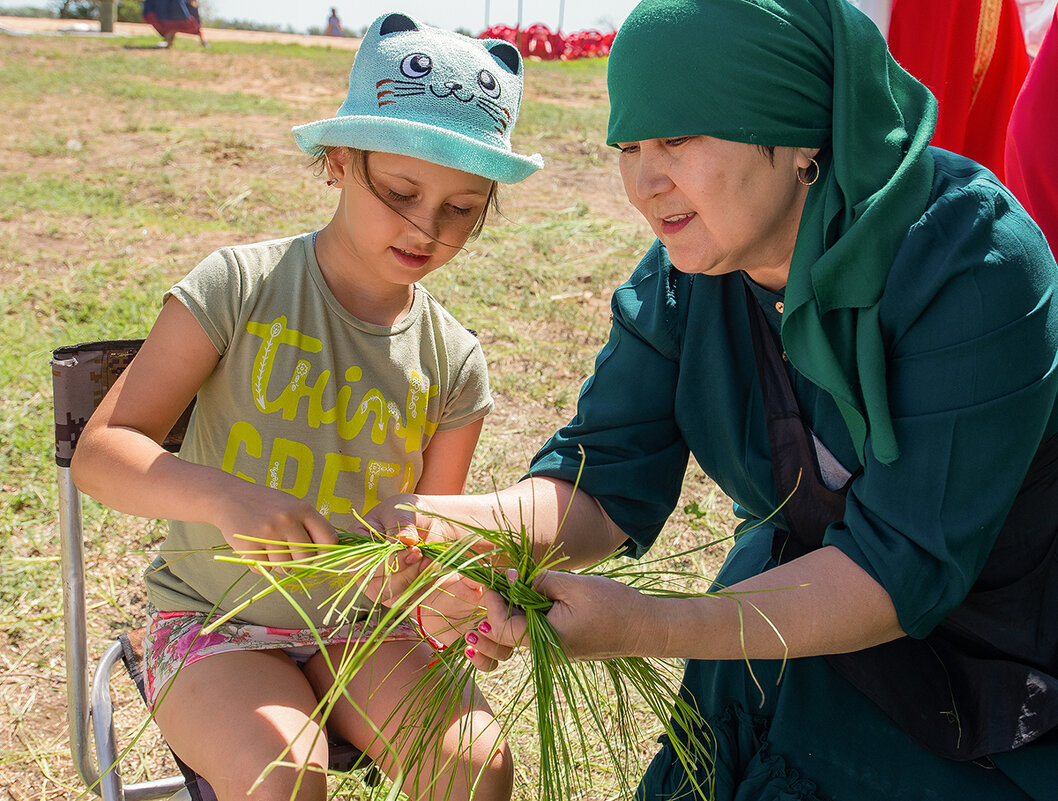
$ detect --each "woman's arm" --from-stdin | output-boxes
[71,297,336,564]
[361,477,629,646]
[477,544,903,665]
[368,476,629,568]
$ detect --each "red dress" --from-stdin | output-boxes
[142,0,201,37]
[1005,10,1058,250]
[889,0,1029,181]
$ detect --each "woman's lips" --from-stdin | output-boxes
[660,212,695,235]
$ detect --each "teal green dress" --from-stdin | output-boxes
[528,149,1058,799]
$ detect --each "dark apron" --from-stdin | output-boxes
[744,282,1058,761]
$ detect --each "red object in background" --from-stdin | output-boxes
[1005,10,1058,251]
[480,24,614,60]
[562,29,615,59]
[888,0,1029,182]
[481,24,519,45]
[142,0,202,37]
[524,23,559,59]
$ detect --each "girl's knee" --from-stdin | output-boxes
[440,710,514,801]
[472,731,514,801]
[212,762,329,801]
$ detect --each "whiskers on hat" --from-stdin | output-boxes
[376,78,426,106]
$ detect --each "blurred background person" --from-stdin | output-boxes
[326,6,344,36]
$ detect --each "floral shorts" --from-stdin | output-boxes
[142,609,420,709]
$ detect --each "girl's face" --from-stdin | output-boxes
[617,136,814,291]
[331,150,493,290]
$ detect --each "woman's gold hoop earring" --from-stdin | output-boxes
[797,157,820,187]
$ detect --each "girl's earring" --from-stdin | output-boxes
[326,178,338,187]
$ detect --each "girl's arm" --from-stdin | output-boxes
[414,418,485,494]
[71,297,336,564]
[391,418,485,640]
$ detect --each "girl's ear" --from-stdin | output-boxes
[325,147,352,184]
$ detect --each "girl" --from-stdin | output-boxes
[71,12,542,801]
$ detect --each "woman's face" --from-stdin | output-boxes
[617,136,814,291]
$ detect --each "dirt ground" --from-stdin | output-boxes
[0,14,362,48]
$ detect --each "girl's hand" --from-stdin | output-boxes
[470,571,654,669]
[211,482,337,567]
[356,493,441,605]
[415,573,488,649]
[356,494,475,606]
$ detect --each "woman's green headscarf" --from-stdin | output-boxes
[607,0,938,465]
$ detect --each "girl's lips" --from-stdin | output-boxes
[660,212,695,235]
[391,246,430,269]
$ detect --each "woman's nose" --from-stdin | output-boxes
[632,150,673,201]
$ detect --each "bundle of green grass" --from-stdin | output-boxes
[209,507,724,801]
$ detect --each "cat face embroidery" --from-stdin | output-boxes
[372,13,522,136]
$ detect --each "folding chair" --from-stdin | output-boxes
[52,340,378,801]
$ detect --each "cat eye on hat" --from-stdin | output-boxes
[292,12,544,184]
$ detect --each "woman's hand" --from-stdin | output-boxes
[471,548,907,668]
[469,570,655,670]
[358,492,450,545]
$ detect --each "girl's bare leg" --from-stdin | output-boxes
[305,640,513,801]
[152,649,330,801]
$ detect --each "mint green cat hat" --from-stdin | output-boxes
[292,12,543,184]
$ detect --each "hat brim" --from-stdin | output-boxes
[292,116,543,184]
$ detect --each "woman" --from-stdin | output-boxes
[371,0,1058,798]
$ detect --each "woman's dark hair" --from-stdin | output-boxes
[310,145,499,244]
[757,143,833,168]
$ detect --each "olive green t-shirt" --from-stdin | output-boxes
[145,233,492,627]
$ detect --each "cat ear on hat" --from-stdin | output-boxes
[379,12,418,36]
[487,41,522,75]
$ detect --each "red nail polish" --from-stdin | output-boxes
[465,646,476,659]
[478,621,492,634]
[466,632,479,645]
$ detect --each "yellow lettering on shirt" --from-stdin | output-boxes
[316,452,362,519]
[244,317,440,453]
[221,423,420,522]
[267,437,314,496]
[221,420,262,481]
